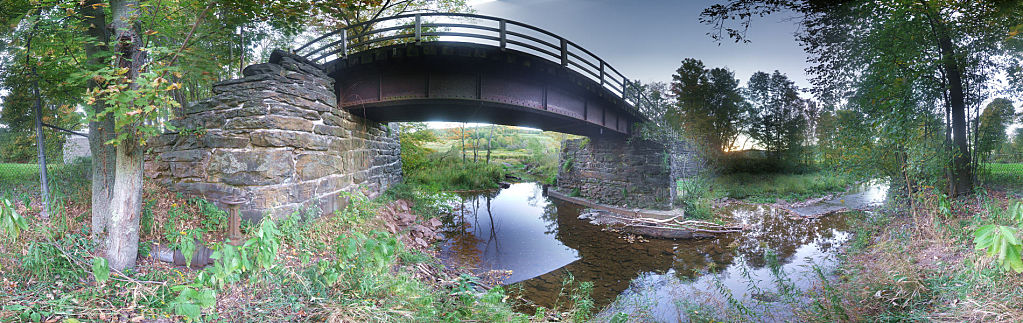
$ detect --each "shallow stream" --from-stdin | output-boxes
[438,182,886,321]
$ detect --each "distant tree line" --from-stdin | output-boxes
[636,58,821,174]
[699,0,1023,196]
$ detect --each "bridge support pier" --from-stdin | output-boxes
[555,137,702,210]
[145,50,402,221]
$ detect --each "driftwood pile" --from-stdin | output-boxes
[580,210,744,239]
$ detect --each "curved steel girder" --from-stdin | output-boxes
[325,42,644,137]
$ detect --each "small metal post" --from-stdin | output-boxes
[599,60,605,86]
[341,29,348,59]
[560,38,568,67]
[31,67,49,219]
[221,195,248,246]
[415,14,421,44]
[623,78,630,102]
[499,20,507,50]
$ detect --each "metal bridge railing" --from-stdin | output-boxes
[293,13,654,118]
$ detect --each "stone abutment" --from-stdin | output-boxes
[555,137,702,209]
[145,50,402,221]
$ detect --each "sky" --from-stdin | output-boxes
[427,0,808,130]
[468,0,810,88]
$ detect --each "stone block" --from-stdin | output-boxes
[202,133,250,148]
[224,115,314,132]
[313,124,348,138]
[250,130,330,151]
[249,185,296,209]
[145,161,169,179]
[159,149,210,162]
[242,63,284,77]
[295,153,343,181]
[170,161,207,179]
[173,182,249,203]
[208,149,294,186]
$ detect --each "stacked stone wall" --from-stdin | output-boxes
[555,136,704,209]
[556,137,671,209]
[145,50,401,220]
[668,140,705,204]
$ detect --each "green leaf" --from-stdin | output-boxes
[92,257,110,284]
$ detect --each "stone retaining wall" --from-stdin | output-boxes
[145,50,402,221]
[668,140,704,204]
[556,137,672,209]
[555,137,704,209]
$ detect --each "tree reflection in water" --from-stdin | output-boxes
[437,183,862,322]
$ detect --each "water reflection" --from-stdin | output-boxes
[440,183,578,283]
[439,182,880,321]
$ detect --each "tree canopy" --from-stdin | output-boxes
[702,0,1023,195]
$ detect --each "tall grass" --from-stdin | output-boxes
[711,171,857,202]
[407,154,506,191]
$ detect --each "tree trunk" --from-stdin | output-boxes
[105,0,146,270]
[921,0,972,196]
[937,30,973,196]
[486,125,493,164]
[106,139,144,270]
[80,0,116,241]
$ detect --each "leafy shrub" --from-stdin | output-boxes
[192,197,228,233]
[974,225,1022,272]
[0,197,28,241]
[169,285,217,322]
[974,201,1023,273]
[677,176,714,220]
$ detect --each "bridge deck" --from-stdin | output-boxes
[324,42,645,137]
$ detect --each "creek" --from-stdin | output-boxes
[438,182,887,321]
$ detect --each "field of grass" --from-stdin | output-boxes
[1,161,91,207]
[708,171,859,203]
[980,163,1023,190]
[0,163,46,184]
[412,126,565,188]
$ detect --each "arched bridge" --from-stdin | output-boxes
[294,13,648,137]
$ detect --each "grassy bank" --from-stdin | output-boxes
[405,153,508,191]
[402,124,566,191]
[1,162,90,196]
[790,188,1023,321]
[0,158,597,321]
[708,171,859,203]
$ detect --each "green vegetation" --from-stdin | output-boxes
[790,190,1023,321]
[401,123,570,191]
[0,169,533,322]
[407,157,507,191]
[709,171,858,203]
[980,163,1023,189]
[0,156,607,321]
